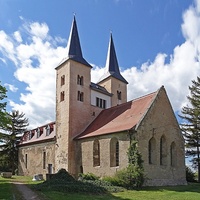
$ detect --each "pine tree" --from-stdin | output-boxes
[0,82,10,129]
[0,110,29,174]
[179,76,200,182]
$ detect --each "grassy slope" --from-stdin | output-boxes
[41,183,200,200]
[1,176,200,200]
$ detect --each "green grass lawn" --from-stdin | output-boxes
[1,176,200,200]
[41,183,200,200]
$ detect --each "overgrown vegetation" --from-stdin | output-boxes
[103,140,144,189]
[186,166,196,182]
[78,172,99,181]
[35,169,124,194]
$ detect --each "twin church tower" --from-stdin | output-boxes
[55,16,128,174]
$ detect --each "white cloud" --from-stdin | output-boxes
[4,83,18,92]
[0,30,18,65]
[13,31,22,43]
[0,19,66,128]
[0,0,200,128]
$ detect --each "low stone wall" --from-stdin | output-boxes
[1,172,12,178]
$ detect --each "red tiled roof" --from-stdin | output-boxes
[18,122,56,146]
[76,91,158,139]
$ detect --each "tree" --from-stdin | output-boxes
[179,76,200,182]
[126,140,144,188]
[0,110,29,174]
[111,140,144,188]
[0,82,10,129]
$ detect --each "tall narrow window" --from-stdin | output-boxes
[60,91,65,101]
[117,90,122,100]
[43,151,46,169]
[96,97,106,109]
[160,135,167,165]
[37,128,41,138]
[25,154,28,169]
[77,75,84,85]
[46,125,50,136]
[148,137,156,164]
[77,91,84,102]
[61,75,65,86]
[93,139,100,167]
[116,141,119,166]
[170,142,176,167]
[110,138,119,167]
[80,76,84,85]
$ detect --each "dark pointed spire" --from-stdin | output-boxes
[98,33,128,84]
[64,16,91,67]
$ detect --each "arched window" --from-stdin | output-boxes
[110,138,119,167]
[160,135,167,165]
[60,91,65,101]
[77,75,81,85]
[93,139,100,167]
[61,75,65,86]
[80,76,84,85]
[77,91,84,102]
[148,137,156,164]
[170,142,177,167]
[77,75,84,85]
[117,90,122,100]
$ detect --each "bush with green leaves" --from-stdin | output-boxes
[78,172,99,181]
[186,166,196,182]
[103,140,144,189]
[35,168,124,194]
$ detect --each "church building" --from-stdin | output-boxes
[18,17,186,186]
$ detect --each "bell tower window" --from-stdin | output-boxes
[77,75,84,85]
[77,91,84,102]
[117,90,121,100]
[60,91,65,101]
[61,75,65,86]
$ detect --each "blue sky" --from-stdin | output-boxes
[0,0,199,128]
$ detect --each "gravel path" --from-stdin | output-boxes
[13,182,42,200]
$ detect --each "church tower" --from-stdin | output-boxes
[55,16,93,175]
[98,34,128,106]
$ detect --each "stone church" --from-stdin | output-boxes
[18,17,186,186]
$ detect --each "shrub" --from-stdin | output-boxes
[102,140,144,189]
[78,172,99,181]
[50,168,75,182]
[186,166,196,182]
[35,169,110,194]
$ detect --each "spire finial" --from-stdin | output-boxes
[65,16,91,68]
[98,32,128,84]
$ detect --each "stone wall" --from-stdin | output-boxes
[136,87,187,186]
[99,77,127,107]
[77,132,130,177]
[55,60,102,175]
[18,141,55,177]
[77,87,187,186]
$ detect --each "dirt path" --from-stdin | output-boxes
[13,182,42,200]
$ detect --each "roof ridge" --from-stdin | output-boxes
[101,89,157,112]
